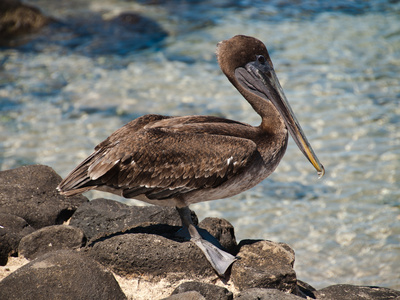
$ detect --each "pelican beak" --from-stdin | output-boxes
[235,58,325,178]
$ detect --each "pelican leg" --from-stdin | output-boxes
[176,206,237,276]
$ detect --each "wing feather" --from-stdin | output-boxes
[58,115,258,201]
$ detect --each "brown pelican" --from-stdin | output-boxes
[58,35,325,276]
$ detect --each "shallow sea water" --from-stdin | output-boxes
[1,0,399,290]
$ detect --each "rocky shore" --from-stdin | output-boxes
[0,164,399,299]
[0,0,167,52]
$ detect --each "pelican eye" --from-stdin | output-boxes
[257,55,266,64]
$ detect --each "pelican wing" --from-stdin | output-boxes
[58,116,258,200]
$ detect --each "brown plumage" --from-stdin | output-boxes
[58,113,286,206]
[58,35,324,276]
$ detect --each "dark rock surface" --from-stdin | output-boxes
[199,217,237,254]
[0,165,88,229]
[234,288,303,299]
[316,284,400,300]
[0,250,126,300]
[231,240,297,293]
[18,225,86,260]
[171,281,233,300]
[163,291,206,300]
[0,0,51,41]
[70,198,197,241]
[109,12,168,45]
[0,213,35,265]
[86,225,216,280]
[1,4,167,54]
[56,11,168,56]
[81,202,238,281]
[0,213,35,237]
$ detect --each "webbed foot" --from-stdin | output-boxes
[176,206,237,276]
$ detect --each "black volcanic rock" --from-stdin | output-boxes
[163,291,205,300]
[18,225,86,260]
[171,281,233,300]
[234,288,304,299]
[231,240,297,293]
[70,198,197,241]
[0,213,35,265]
[199,217,237,254]
[0,165,88,229]
[81,201,238,281]
[0,250,126,300]
[0,213,35,237]
[86,225,216,281]
[316,284,400,300]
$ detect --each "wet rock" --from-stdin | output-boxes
[0,0,51,40]
[86,225,216,281]
[199,217,237,254]
[76,12,168,55]
[1,6,167,54]
[18,225,86,260]
[0,213,35,264]
[171,281,233,300]
[0,165,88,229]
[231,240,297,293]
[70,198,197,241]
[315,284,400,300]
[110,12,167,40]
[163,291,205,300]
[57,11,167,55]
[234,288,303,299]
[0,250,126,300]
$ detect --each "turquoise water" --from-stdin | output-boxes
[1,0,399,290]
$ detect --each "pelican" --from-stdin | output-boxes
[58,35,325,276]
